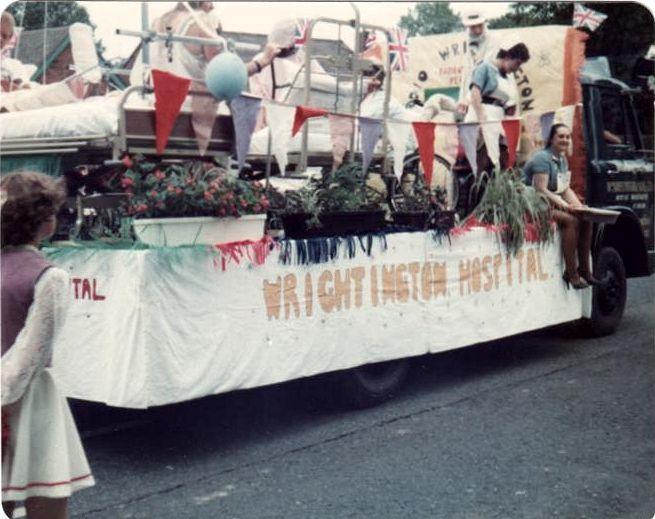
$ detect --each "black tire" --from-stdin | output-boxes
[333,358,410,409]
[585,246,627,336]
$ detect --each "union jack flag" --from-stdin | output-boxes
[388,26,409,71]
[572,4,607,32]
[294,18,310,46]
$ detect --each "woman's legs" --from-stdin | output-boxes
[577,218,594,275]
[552,209,583,282]
[25,497,68,519]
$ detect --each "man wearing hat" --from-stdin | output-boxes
[457,11,499,116]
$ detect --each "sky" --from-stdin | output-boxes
[74,1,511,60]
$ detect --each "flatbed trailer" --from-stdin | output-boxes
[46,227,595,409]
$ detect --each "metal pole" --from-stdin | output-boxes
[349,2,361,163]
[140,2,150,66]
[299,19,315,174]
[381,28,392,177]
[117,29,258,52]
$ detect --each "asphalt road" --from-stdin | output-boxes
[66,276,653,519]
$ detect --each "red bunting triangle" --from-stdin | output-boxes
[501,119,521,168]
[152,69,191,154]
[412,121,437,187]
[292,106,328,137]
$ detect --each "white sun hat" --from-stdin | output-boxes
[461,11,487,27]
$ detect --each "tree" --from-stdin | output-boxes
[488,2,571,29]
[6,1,91,30]
[398,3,462,37]
[487,2,654,82]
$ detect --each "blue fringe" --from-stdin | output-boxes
[278,232,390,266]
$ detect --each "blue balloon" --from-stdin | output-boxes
[204,52,248,101]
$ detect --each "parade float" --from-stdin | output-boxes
[1,3,651,409]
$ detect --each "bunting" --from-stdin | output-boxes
[555,104,577,155]
[481,121,503,168]
[459,123,479,174]
[540,112,555,142]
[555,104,576,130]
[292,106,328,136]
[328,115,354,167]
[435,124,459,165]
[501,119,521,168]
[359,117,383,173]
[230,95,262,172]
[412,122,437,187]
[152,69,191,155]
[387,119,412,179]
[264,100,296,174]
[191,83,218,156]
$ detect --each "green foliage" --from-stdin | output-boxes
[7,1,91,30]
[487,2,654,85]
[398,2,462,37]
[395,174,447,213]
[473,169,554,256]
[277,163,383,218]
[118,157,269,219]
[314,163,384,213]
[488,2,571,29]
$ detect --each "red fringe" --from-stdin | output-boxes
[452,217,548,244]
[213,236,277,271]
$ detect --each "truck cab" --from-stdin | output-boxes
[580,57,654,334]
[582,59,654,271]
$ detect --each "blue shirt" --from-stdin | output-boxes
[469,61,500,97]
[522,147,569,192]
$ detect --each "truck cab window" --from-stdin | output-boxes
[599,93,636,155]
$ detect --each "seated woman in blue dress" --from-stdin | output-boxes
[523,123,599,289]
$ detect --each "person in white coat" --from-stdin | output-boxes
[457,11,500,118]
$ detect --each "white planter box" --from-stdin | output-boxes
[133,215,267,247]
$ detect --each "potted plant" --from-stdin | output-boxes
[471,168,553,255]
[313,163,386,236]
[392,174,454,232]
[275,185,322,239]
[118,156,269,246]
[273,163,386,238]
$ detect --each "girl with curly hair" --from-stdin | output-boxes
[1,172,94,519]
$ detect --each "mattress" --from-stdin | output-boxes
[0,94,122,141]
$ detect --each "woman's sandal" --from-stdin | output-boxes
[563,271,589,290]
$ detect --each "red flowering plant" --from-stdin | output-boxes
[117,156,269,219]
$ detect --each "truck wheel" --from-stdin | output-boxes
[586,246,627,336]
[334,359,410,409]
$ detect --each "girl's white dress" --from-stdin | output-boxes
[2,265,95,501]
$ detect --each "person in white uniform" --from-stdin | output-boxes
[466,42,530,123]
[457,11,500,118]
[1,172,95,519]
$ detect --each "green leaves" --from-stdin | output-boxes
[473,168,553,255]
[117,157,269,219]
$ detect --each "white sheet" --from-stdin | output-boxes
[0,94,121,140]
[47,229,590,408]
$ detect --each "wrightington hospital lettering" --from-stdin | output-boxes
[262,247,551,321]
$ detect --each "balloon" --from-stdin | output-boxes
[204,52,248,101]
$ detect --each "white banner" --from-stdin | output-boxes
[392,25,569,115]
[48,229,589,408]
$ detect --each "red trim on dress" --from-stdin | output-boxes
[2,473,93,491]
